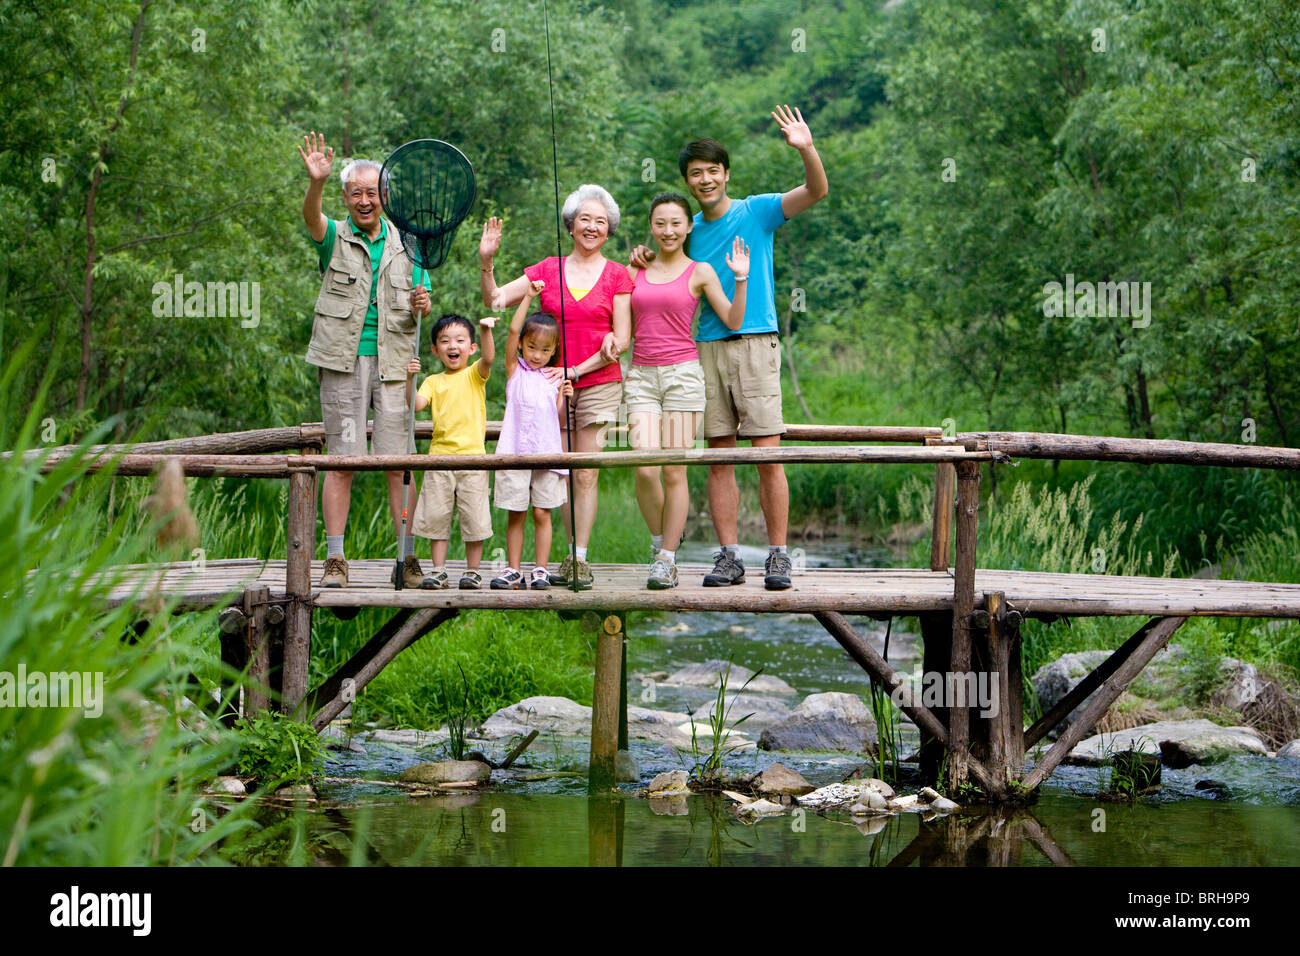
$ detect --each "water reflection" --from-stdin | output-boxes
[886,808,1076,867]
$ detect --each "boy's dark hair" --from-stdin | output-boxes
[678,139,730,179]
[519,313,560,366]
[431,312,475,345]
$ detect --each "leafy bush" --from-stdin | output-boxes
[235,711,325,789]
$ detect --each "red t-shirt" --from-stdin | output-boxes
[523,257,634,388]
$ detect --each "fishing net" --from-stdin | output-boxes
[380,139,477,269]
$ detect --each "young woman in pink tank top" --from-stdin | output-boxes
[625,192,748,589]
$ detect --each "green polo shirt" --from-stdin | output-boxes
[311,218,429,357]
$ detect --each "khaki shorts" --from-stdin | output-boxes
[699,334,786,439]
[624,360,706,414]
[563,380,623,431]
[495,468,568,512]
[319,354,411,455]
[412,469,492,541]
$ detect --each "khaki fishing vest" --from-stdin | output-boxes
[305,217,418,380]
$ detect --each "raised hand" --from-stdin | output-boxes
[725,236,750,277]
[480,217,503,262]
[771,104,813,151]
[479,316,499,331]
[298,131,334,182]
[524,279,545,299]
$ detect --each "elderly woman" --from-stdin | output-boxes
[479,184,632,589]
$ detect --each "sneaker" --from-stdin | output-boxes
[459,569,482,590]
[550,554,594,590]
[320,556,349,588]
[392,555,424,589]
[529,566,551,590]
[702,550,745,587]
[422,566,449,589]
[490,567,524,590]
[764,550,793,590]
[647,557,678,590]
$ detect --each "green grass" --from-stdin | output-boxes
[0,343,258,865]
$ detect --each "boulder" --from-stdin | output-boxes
[752,762,815,796]
[845,774,895,799]
[647,769,690,795]
[736,798,787,820]
[759,692,877,753]
[1277,740,1300,760]
[210,776,246,795]
[929,796,960,813]
[664,660,796,695]
[480,696,696,749]
[616,749,640,783]
[797,782,872,811]
[1066,719,1267,767]
[399,760,492,785]
[1209,659,1261,712]
[366,728,447,749]
[704,692,793,727]
[1030,651,1111,738]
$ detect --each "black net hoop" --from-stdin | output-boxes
[380,140,477,270]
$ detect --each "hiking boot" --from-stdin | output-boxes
[549,554,594,590]
[529,566,551,590]
[647,557,678,590]
[459,569,482,590]
[764,550,793,591]
[702,550,745,587]
[320,556,349,588]
[490,567,524,590]
[422,566,449,589]
[392,555,424,589]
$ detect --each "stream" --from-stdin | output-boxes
[230,539,1300,866]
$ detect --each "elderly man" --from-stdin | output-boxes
[298,131,431,589]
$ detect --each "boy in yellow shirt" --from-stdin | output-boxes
[406,313,496,588]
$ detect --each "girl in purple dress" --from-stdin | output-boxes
[490,279,574,590]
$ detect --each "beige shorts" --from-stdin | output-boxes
[495,469,568,512]
[319,354,411,455]
[699,334,786,439]
[412,469,492,541]
[624,360,706,414]
[563,380,623,431]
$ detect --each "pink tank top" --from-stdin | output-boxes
[631,262,700,366]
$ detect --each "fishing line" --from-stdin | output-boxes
[543,0,580,592]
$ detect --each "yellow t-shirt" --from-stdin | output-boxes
[418,365,488,455]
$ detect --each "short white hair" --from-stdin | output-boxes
[340,159,382,192]
[561,184,620,238]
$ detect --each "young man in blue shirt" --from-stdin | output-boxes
[635,105,828,589]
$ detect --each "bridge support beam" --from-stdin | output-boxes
[589,613,626,794]
[283,466,317,717]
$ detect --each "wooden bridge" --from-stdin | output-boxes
[42,421,1300,802]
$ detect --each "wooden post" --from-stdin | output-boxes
[242,584,272,715]
[283,466,317,717]
[948,459,980,792]
[983,592,1025,789]
[929,462,955,571]
[589,614,624,793]
[217,607,248,725]
[1021,616,1184,791]
[618,628,629,752]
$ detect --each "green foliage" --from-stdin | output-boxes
[0,342,256,865]
[441,664,472,761]
[687,662,756,784]
[234,711,325,790]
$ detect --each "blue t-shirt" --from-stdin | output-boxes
[692,193,787,342]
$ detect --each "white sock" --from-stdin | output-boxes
[770,545,787,554]
[651,534,664,552]
[658,549,675,564]
[402,536,416,559]
[575,546,588,561]
[327,535,345,559]
[722,544,740,555]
